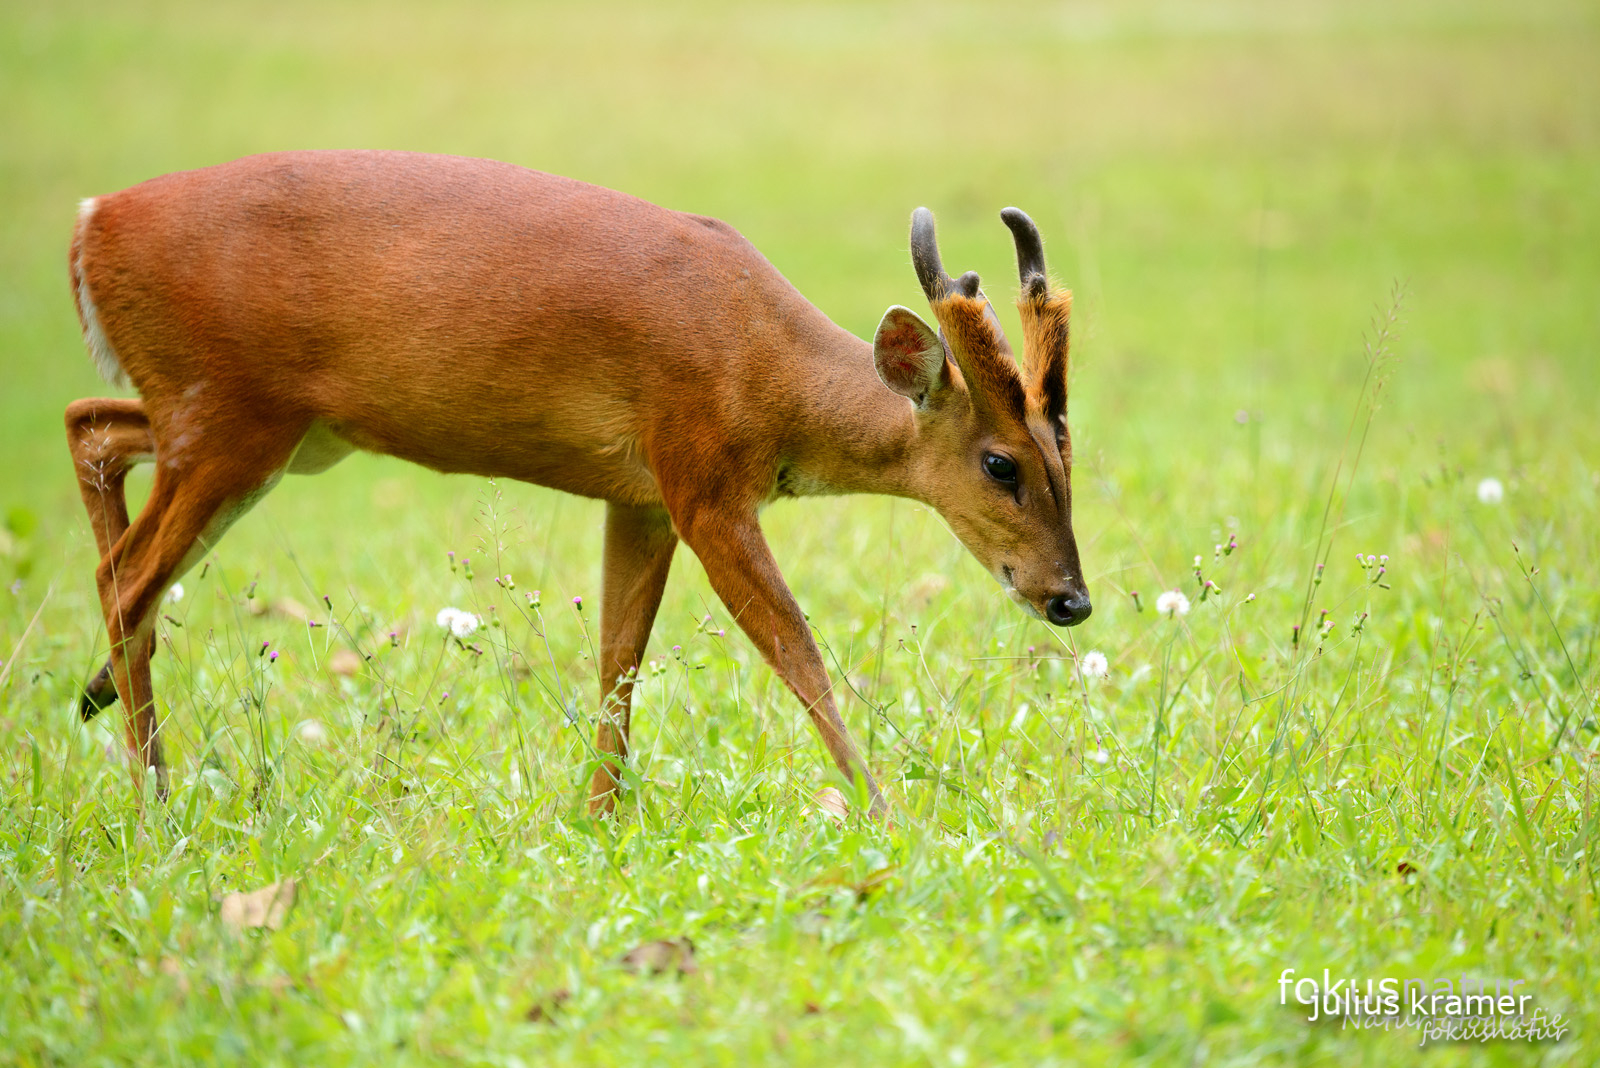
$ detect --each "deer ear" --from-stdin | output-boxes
[873,306,947,407]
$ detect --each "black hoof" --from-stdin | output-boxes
[80,661,119,721]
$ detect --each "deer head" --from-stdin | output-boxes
[872,206,1090,627]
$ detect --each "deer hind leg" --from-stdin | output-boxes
[587,503,678,815]
[93,416,300,799]
[66,398,157,719]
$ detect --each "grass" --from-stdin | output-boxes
[3,0,1599,1063]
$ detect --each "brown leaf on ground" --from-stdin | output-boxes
[525,987,571,1023]
[158,956,190,996]
[907,572,948,609]
[812,787,847,821]
[618,937,696,976]
[849,866,897,898]
[327,648,363,677]
[804,864,898,901]
[220,879,297,932]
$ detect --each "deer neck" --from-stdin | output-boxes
[776,320,928,503]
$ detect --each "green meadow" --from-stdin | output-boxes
[2,0,1598,1062]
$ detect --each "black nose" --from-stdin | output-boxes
[1045,593,1092,627]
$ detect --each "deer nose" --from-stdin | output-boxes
[1045,592,1092,627]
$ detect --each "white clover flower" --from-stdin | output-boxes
[1087,748,1110,765]
[1079,650,1110,680]
[1155,589,1191,617]
[1476,477,1504,505]
[165,582,184,604]
[436,606,481,638]
[296,719,328,746]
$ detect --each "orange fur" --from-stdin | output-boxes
[928,293,1027,422]
[64,152,1093,816]
[1019,289,1072,424]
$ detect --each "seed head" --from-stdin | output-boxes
[1155,590,1191,617]
[436,607,480,638]
[1079,650,1110,680]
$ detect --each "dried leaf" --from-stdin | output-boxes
[850,866,897,898]
[328,648,362,677]
[618,937,696,976]
[907,572,948,608]
[813,787,847,821]
[220,878,297,932]
[525,987,571,1023]
[803,864,898,901]
[159,956,190,995]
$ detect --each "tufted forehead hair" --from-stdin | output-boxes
[927,291,1027,422]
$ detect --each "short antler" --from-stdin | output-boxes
[909,206,1011,383]
[1000,207,1048,300]
[910,208,984,304]
[909,207,952,303]
[999,206,1071,422]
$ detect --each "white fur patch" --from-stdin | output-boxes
[75,198,130,389]
[999,571,1046,620]
[286,421,355,475]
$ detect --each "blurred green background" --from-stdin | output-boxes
[5,0,1597,476]
[4,0,1597,652]
[3,1,1599,1062]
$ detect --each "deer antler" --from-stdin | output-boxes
[1000,207,1071,421]
[1000,207,1048,300]
[910,207,1017,371]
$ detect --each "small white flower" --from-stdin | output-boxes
[1476,477,1504,505]
[1079,650,1110,680]
[436,606,481,638]
[296,720,328,746]
[1087,748,1110,765]
[165,582,184,604]
[1155,589,1191,617]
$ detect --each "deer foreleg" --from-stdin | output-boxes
[674,504,885,818]
[586,502,678,814]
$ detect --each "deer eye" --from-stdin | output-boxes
[983,453,1018,485]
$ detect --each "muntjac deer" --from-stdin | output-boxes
[65,151,1089,817]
